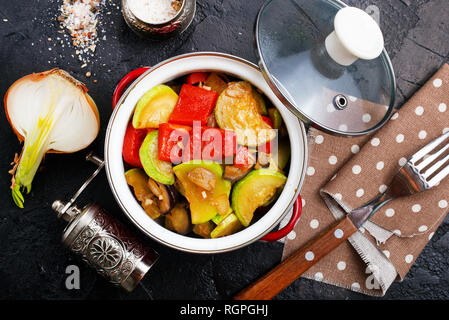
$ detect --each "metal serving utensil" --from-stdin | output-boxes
[235,132,449,300]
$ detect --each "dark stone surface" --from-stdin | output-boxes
[0,0,448,300]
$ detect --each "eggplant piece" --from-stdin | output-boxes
[125,168,161,220]
[223,165,253,182]
[186,167,217,191]
[147,178,178,214]
[165,203,192,235]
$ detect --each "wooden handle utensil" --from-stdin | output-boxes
[234,216,358,300]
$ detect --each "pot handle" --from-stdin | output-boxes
[112,67,152,109]
[260,194,302,242]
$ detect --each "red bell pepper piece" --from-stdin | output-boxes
[185,72,209,85]
[182,126,237,162]
[262,116,274,128]
[234,146,256,169]
[158,123,191,163]
[122,122,148,168]
[168,84,218,126]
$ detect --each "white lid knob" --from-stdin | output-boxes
[325,7,384,66]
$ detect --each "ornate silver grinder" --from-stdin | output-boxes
[52,153,159,292]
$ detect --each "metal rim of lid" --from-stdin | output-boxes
[254,0,397,137]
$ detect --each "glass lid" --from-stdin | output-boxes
[255,0,396,136]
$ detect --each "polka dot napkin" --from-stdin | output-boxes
[282,64,449,296]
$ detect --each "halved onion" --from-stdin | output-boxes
[5,68,100,208]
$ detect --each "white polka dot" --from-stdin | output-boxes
[337,261,346,271]
[438,200,448,208]
[405,254,414,264]
[307,167,315,176]
[438,103,447,112]
[334,229,344,239]
[412,204,421,213]
[379,184,388,193]
[391,113,399,120]
[287,231,296,240]
[385,208,395,217]
[352,165,362,175]
[433,78,443,88]
[415,106,424,116]
[398,157,407,166]
[327,104,335,113]
[362,114,372,123]
[429,232,435,240]
[315,135,324,144]
[396,134,404,143]
[418,225,428,232]
[376,161,384,170]
[310,219,319,229]
[302,199,306,207]
[305,251,315,261]
[339,124,348,131]
[393,229,402,236]
[328,155,338,165]
[371,138,380,147]
[351,282,361,292]
[356,189,364,198]
[334,193,343,201]
[383,250,390,258]
[418,130,427,140]
[314,272,324,281]
[351,145,360,154]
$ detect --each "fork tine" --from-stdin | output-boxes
[423,152,449,179]
[416,142,449,171]
[428,163,449,187]
[410,131,449,164]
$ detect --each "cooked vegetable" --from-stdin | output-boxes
[253,89,268,115]
[173,161,230,224]
[187,167,217,191]
[123,122,149,168]
[205,72,228,94]
[183,126,237,162]
[139,130,175,185]
[215,81,276,147]
[211,213,243,238]
[234,146,256,170]
[274,138,291,170]
[268,108,283,129]
[165,203,192,235]
[132,85,178,129]
[125,168,161,219]
[186,72,209,85]
[158,123,191,163]
[193,221,215,239]
[223,165,253,182]
[231,170,287,227]
[210,193,231,216]
[5,68,100,208]
[168,84,218,126]
[147,178,177,214]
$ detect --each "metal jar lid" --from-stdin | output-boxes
[254,0,396,136]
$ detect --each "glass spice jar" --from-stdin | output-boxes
[121,0,196,40]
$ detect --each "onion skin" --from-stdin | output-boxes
[4,68,100,208]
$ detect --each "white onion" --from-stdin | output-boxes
[5,68,100,208]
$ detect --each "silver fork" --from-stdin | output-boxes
[349,131,449,228]
[235,131,449,300]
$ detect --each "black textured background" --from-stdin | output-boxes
[1,0,449,300]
